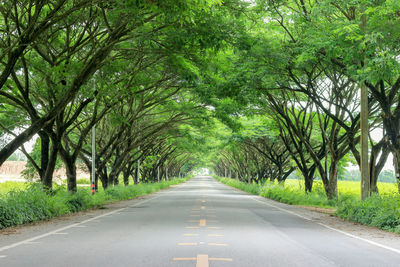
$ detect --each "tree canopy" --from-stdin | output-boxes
[1,0,399,199]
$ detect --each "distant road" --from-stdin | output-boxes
[1,176,400,266]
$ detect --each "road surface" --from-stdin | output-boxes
[1,176,400,266]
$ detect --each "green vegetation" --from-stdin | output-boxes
[216,177,338,208]
[216,177,400,233]
[336,195,400,234]
[0,182,28,195]
[0,0,244,192]
[0,178,189,229]
[1,0,400,233]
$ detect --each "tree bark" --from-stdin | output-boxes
[41,140,59,191]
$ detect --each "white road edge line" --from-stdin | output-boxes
[252,196,400,255]
[317,222,400,255]
[0,194,163,253]
[252,197,312,221]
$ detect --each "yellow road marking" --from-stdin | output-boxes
[196,254,209,267]
[207,234,223,237]
[173,257,196,261]
[208,243,228,247]
[172,256,233,264]
[186,226,200,229]
[183,234,199,236]
[201,206,206,210]
[188,220,199,223]
[201,200,206,203]
[209,258,232,262]
[199,219,206,227]
[178,243,197,246]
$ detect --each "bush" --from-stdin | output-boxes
[336,194,400,233]
[0,178,189,229]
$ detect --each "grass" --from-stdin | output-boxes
[0,178,190,229]
[215,176,400,234]
[0,181,28,195]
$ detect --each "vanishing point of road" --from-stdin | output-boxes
[1,176,400,267]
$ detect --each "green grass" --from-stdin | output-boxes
[0,181,28,195]
[76,178,91,184]
[215,176,400,233]
[0,178,189,229]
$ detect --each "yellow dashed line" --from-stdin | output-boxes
[208,243,228,247]
[201,206,206,210]
[173,257,196,261]
[199,219,206,227]
[209,258,232,262]
[196,254,209,267]
[178,243,198,246]
[172,255,232,264]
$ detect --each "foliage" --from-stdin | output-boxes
[337,195,400,234]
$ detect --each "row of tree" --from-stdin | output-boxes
[211,0,400,199]
[0,0,248,191]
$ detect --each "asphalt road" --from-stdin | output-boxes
[1,176,400,267]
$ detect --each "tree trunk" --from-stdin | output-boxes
[133,167,139,184]
[65,160,77,192]
[41,141,59,191]
[393,151,400,194]
[326,162,338,200]
[304,177,313,193]
[303,166,316,193]
[123,169,130,186]
[113,170,120,185]
[38,130,49,180]
[99,166,109,190]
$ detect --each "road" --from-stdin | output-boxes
[1,176,400,267]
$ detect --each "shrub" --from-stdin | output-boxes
[336,194,400,233]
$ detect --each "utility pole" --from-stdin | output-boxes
[360,13,370,200]
[137,146,141,184]
[91,80,96,195]
[91,125,95,195]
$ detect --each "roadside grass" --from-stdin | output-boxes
[76,178,91,185]
[0,181,28,195]
[0,178,189,229]
[215,176,400,234]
